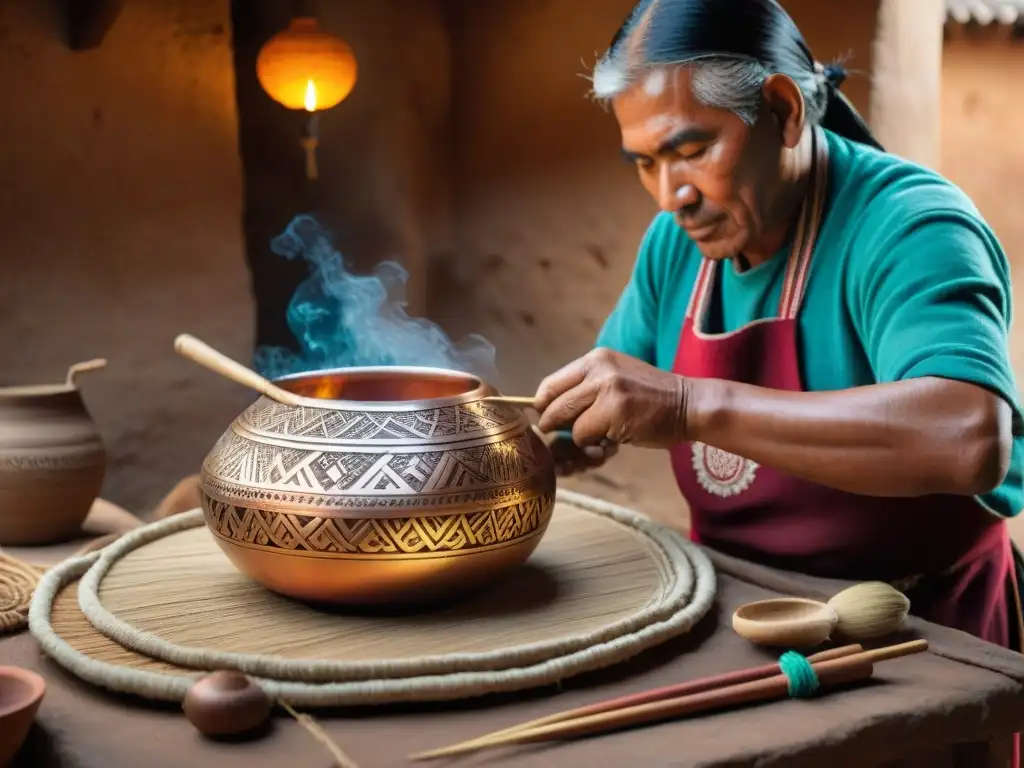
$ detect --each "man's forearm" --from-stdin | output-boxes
[685,376,1012,497]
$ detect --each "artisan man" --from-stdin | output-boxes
[534,0,1024,677]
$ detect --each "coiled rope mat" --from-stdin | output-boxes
[0,552,44,633]
[29,489,716,708]
[0,498,143,633]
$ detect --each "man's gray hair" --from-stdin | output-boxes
[590,54,830,127]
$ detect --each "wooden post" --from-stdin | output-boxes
[870,0,945,168]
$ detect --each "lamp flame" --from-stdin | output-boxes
[304,79,317,112]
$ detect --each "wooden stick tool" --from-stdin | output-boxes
[173,333,305,407]
[413,643,862,759]
[409,639,928,761]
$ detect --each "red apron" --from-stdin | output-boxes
[669,128,1021,763]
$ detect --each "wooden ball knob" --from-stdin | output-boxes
[183,671,272,738]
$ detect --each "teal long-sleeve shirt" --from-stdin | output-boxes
[597,128,1024,518]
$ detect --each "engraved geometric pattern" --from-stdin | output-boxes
[239,398,514,442]
[0,451,105,472]
[202,492,553,555]
[203,428,546,499]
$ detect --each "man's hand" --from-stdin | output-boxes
[546,431,619,477]
[533,348,689,448]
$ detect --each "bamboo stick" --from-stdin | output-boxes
[416,643,863,758]
[409,639,927,761]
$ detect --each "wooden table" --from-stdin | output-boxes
[2,511,1023,768]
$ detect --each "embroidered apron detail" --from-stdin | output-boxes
[691,443,759,498]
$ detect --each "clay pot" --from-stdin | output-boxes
[0,361,106,545]
[199,366,556,607]
[0,665,46,767]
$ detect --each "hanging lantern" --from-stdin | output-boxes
[256,17,358,181]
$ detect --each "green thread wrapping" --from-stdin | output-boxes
[778,651,820,698]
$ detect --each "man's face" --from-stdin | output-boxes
[612,66,786,262]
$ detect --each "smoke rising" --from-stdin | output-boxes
[254,215,498,383]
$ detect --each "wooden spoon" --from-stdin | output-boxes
[173,334,305,407]
[732,597,839,649]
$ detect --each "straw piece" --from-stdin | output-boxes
[277,699,361,768]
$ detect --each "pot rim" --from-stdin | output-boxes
[268,365,494,412]
[0,359,105,398]
[0,382,78,397]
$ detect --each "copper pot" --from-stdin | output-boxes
[199,366,556,607]
[0,361,107,545]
